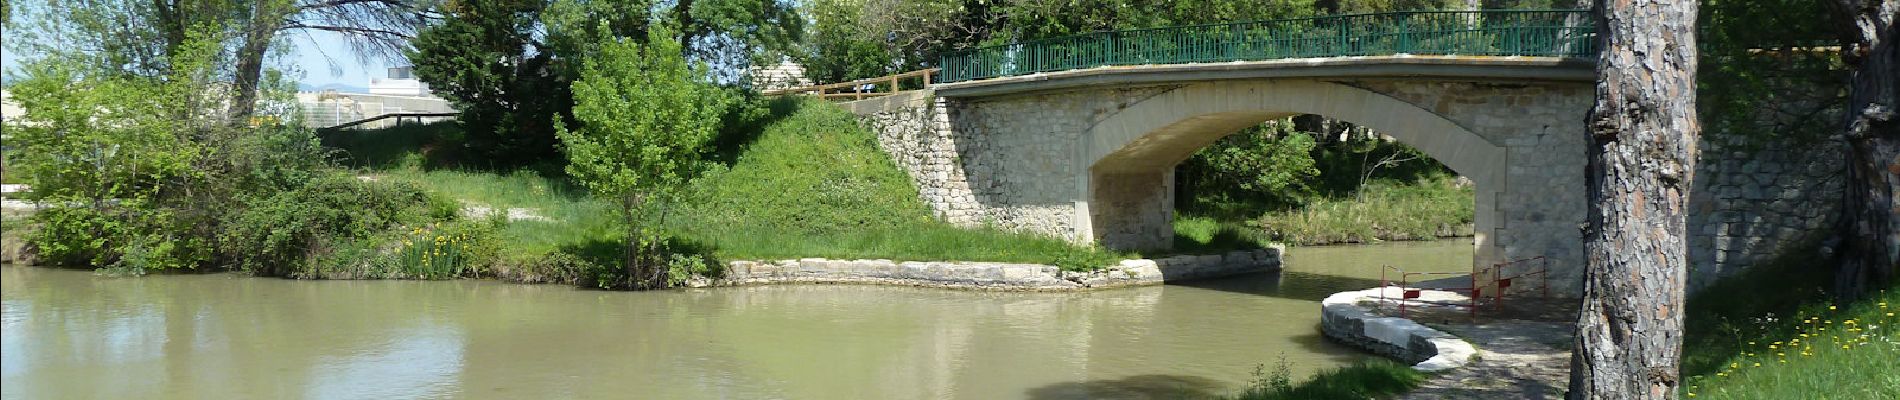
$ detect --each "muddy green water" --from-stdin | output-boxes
[1,240,1470,399]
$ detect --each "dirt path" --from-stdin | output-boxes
[1399,299,1578,400]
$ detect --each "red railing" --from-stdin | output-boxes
[1378,255,1551,320]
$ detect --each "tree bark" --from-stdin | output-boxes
[226,0,286,123]
[1828,0,1900,301]
[1567,0,1698,399]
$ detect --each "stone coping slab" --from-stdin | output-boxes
[1320,286,1480,372]
[695,246,1282,291]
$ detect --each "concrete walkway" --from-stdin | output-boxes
[1400,298,1578,400]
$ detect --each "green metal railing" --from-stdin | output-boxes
[937,10,1596,83]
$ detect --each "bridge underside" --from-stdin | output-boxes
[853,61,1594,296]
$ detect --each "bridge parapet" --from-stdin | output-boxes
[938,9,1594,83]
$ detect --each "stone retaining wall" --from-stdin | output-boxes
[1686,134,1845,291]
[1320,287,1478,372]
[708,247,1281,290]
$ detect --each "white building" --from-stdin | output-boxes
[367,66,432,97]
[298,66,453,129]
[747,61,813,91]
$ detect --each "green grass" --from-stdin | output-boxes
[1172,214,1278,254]
[371,169,619,257]
[1254,177,1473,245]
[1679,245,1900,399]
[1229,359,1427,400]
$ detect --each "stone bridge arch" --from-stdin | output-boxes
[852,62,1595,295]
[1084,80,1509,265]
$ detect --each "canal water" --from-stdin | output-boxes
[1,240,1471,399]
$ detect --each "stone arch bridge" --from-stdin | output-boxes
[814,10,1600,295]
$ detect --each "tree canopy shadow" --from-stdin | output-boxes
[1024,374,1227,400]
[1168,270,1389,302]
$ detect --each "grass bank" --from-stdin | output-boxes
[1679,246,1900,399]
[1248,176,1473,246]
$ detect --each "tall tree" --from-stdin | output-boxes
[1828,0,1899,299]
[556,26,730,290]
[1567,0,1697,398]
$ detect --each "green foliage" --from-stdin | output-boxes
[408,0,574,166]
[558,25,734,288]
[25,206,128,267]
[559,26,732,204]
[1229,358,1427,400]
[7,33,233,272]
[385,220,503,279]
[1177,119,1320,210]
[219,173,450,276]
[1696,0,1843,149]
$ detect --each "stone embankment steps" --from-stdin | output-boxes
[1322,285,1578,399]
[1320,287,1480,371]
[698,247,1283,290]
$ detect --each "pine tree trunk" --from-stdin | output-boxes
[1829,0,1900,301]
[1567,0,1698,398]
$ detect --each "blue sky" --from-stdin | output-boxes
[285,30,405,88]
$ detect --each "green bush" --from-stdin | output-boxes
[220,173,452,276]
[26,206,128,267]
[382,219,503,279]
[578,234,718,290]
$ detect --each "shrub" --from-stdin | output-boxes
[220,173,450,276]
[26,206,127,267]
[578,233,717,290]
[383,219,502,279]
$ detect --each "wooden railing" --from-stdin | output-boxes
[764,69,940,101]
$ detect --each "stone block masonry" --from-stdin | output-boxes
[703,247,1282,290]
[1686,134,1845,291]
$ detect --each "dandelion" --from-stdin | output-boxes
[1829,305,1837,310]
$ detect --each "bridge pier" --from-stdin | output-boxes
[1087,170,1175,251]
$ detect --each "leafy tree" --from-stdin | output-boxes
[556,26,732,289]
[1176,120,1320,211]
[408,0,581,166]
[7,33,230,271]
[411,0,800,165]
[1697,0,1843,148]
[1568,0,1698,398]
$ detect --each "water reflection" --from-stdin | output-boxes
[1,240,1471,400]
